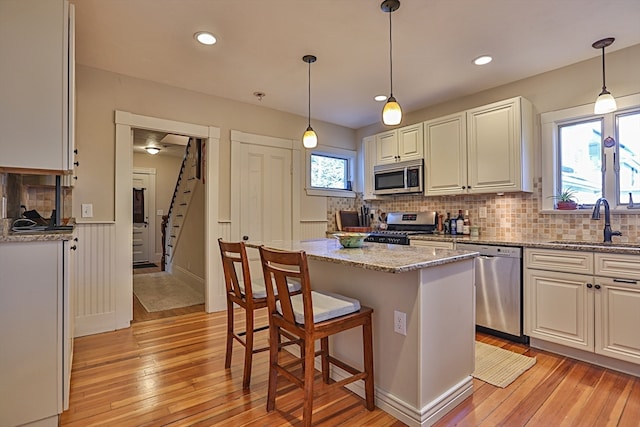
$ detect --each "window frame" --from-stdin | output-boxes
[305,146,357,198]
[541,93,640,212]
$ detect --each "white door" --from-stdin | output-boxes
[132,173,150,264]
[239,143,292,243]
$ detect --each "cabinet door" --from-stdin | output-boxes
[0,0,72,171]
[362,136,378,200]
[595,277,640,364]
[397,123,423,161]
[467,97,525,193]
[424,113,467,195]
[525,268,594,351]
[376,130,398,164]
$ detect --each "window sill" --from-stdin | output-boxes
[306,188,356,198]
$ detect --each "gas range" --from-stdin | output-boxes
[365,212,437,246]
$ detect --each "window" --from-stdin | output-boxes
[310,154,350,190]
[306,147,356,198]
[542,93,640,211]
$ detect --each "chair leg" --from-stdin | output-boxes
[266,324,280,412]
[363,317,375,411]
[302,336,316,426]
[225,300,234,369]
[242,306,254,390]
[320,337,330,384]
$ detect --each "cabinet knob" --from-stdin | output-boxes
[242,235,249,241]
[74,149,78,154]
[461,186,466,190]
[586,283,593,288]
[74,237,78,242]
[74,161,80,167]
[594,284,601,290]
[70,245,77,251]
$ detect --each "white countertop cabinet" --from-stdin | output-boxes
[424,97,533,195]
[0,0,75,172]
[0,239,73,427]
[525,248,640,371]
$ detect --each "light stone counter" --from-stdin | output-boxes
[249,238,478,273]
[0,219,74,242]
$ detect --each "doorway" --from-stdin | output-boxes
[132,168,155,265]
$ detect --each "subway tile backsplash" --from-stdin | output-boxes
[328,178,640,243]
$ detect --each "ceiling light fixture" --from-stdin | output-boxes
[145,147,161,155]
[473,55,492,66]
[381,0,402,126]
[374,95,388,102]
[194,31,217,45]
[593,37,617,114]
[302,54,318,149]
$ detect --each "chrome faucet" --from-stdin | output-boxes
[591,198,622,243]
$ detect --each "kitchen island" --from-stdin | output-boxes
[247,238,478,427]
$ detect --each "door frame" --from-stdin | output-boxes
[132,167,156,264]
[230,130,301,242]
[115,111,222,329]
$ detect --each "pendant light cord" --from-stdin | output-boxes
[388,9,393,97]
[601,46,607,91]
[308,60,312,127]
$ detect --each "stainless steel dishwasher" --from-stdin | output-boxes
[456,243,527,343]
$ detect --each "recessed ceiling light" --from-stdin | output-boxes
[374,95,387,102]
[473,55,493,65]
[194,31,217,45]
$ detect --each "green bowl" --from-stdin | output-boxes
[333,232,370,248]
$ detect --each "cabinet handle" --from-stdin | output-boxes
[74,237,78,242]
[586,283,593,288]
[594,284,601,289]
[74,161,79,167]
[74,149,78,154]
[613,278,638,285]
[73,176,78,180]
[70,245,77,251]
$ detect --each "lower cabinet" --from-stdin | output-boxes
[0,239,72,427]
[525,248,640,365]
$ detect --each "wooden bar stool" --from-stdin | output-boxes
[258,245,375,426]
[218,238,301,390]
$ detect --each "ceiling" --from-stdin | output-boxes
[71,0,640,129]
[133,129,188,157]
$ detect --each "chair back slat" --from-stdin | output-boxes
[218,238,253,300]
[259,246,314,329]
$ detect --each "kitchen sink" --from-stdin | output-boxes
[547,240,640,248]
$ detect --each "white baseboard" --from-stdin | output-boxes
[172,264,205,292]
[74,312,126,337]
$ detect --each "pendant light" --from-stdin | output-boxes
[381,0,402,126]
[593,37,617,114]
[302,55,318,149]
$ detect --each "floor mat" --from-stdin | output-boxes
[473,341,536,388]
[133,272,204,312]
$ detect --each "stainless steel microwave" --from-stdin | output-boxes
[373,158,423,195]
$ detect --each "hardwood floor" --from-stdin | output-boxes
[61,309,640,426]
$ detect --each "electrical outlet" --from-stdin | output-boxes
[394,310,407,336]
[81,203,93,218]
[479,206,487,219]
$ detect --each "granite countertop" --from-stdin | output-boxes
[246,238,478,274]
[409,233,640,255]
[0,219,75,242]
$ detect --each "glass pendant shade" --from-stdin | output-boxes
[303,125,318,149]
[382,96,402,125]
[594,90,617,114]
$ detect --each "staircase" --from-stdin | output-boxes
[162,138,202,271]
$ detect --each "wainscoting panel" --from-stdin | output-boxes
[74,223,117,337]
[300,221,328,240]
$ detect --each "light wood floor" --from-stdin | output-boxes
[60,309,640,426]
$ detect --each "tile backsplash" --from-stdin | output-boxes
[328,178,640,243]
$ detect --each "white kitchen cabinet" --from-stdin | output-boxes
[0,239,73,427]
[424,112,467,195]
[424,97,533,196]
[0,0,75,172]
[525,248,640,365]
[361,136,378,200]
[375,123,423,165]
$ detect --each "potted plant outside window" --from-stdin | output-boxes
[551,188,579,210]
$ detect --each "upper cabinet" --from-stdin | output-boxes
[361,136,378,200]
[376,123,424,165]
[0,0,75,172]
[425,96,533,195]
